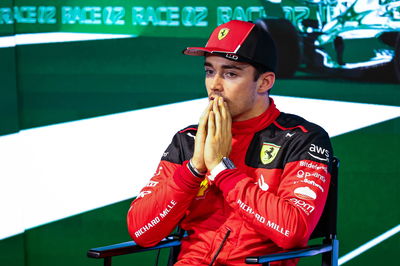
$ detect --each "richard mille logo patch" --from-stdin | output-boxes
[260,142,281,164]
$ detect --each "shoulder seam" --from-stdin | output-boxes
[179,127,198,134]
[273,121,308,133]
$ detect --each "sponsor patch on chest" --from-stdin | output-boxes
[260,142,281,164]
[196,178,210,198]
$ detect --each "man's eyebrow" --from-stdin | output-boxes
[204,62,246,70]
[204,62,213,68]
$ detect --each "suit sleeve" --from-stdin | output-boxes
[127,132,202,247]
[214,129,333,249]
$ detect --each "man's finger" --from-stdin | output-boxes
[192,100,213,172]
[218,99,230,138]
[219,97,227,120]
[197,100,213,134]
[200,100,213,124]
[218,98,227,134]
[223,101,232,135]
[213,97,222,136]
[207,110,215,137]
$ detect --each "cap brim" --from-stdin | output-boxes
[183,47,235,56]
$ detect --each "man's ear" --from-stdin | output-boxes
[257,72,275,94]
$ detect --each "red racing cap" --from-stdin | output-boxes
[183,20,277,73]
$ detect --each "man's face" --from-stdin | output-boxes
[204,55,261,121]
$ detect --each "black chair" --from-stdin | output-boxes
[87,234,181,266]
[88,157,339,266]
[245,156,339,266]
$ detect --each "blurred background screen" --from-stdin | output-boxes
[0,1,399,266]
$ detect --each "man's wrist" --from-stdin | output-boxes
[209,157,236,181]
[187,159,207,178]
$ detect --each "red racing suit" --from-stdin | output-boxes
[127,98,333,265]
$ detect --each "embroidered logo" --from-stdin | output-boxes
[196,178,209,197]
[187,132,196,139]
[308,144,330,162]
[260,142,281,165]
[218,28,230,40]
[294,186,317,200]
[258,174,269,191]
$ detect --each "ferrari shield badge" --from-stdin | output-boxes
[218,28,230,40]
[260,142,281,164]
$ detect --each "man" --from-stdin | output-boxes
[127,20,333,265]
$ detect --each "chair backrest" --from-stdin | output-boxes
[310,157,339,240]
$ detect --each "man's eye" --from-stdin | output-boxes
[225,72,237,78]
[205,69,214,76]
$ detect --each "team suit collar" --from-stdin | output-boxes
[231,97,280,135]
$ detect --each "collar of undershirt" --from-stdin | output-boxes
[231,97,280,136]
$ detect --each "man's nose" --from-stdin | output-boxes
[210,74,223,92]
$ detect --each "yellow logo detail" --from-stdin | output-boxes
[260,142,281,164]
[197,178,209,197]
[218,28,230,40]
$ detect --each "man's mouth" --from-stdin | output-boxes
[209,94,224,101]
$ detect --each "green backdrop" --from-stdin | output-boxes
[1,0,399,266]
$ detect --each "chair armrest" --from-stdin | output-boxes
[245,243,333,264]
[87,235,181,259]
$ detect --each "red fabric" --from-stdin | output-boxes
[185,20,255,55]
[273,121,308,133]
[127,99,331,265]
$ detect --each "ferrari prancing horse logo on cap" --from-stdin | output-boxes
[218,28,230,40]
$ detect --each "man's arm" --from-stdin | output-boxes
[203,96,332,248]
[214,131,332,249]
[127,101,214,247]
[127,139,203,247]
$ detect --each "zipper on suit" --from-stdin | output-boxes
[208,228,231,266]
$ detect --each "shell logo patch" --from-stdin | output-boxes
[260,142,281,164]
[218,28,230,40]
[196,178,209,197]
[294,186,317,200]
